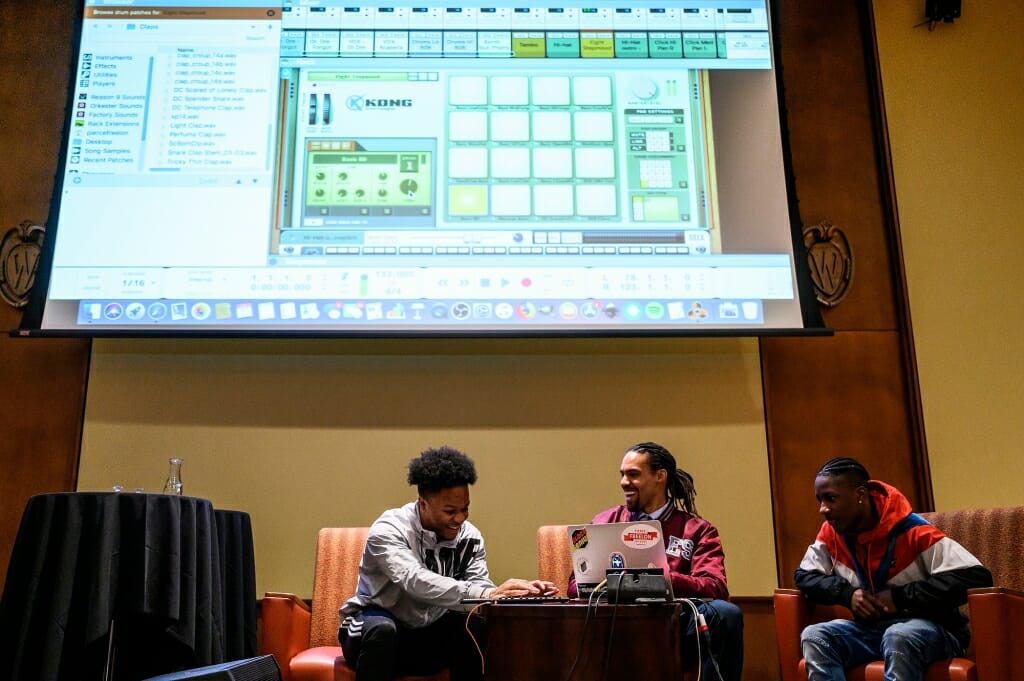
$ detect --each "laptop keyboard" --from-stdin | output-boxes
[461,595,569,605]
[495,596,569,604]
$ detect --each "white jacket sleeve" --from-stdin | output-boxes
[367,520,494,608]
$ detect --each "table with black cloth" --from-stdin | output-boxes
[214,508,258,662]
[0,492,258,681]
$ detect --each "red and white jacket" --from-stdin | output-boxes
[794,480,992,645]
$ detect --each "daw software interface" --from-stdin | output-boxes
[42,0,801,332]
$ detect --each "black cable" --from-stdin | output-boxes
[562,585,605,681]
[600,572,626,681]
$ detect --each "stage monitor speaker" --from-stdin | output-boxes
[141,655,281,681]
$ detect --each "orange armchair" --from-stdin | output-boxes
[536,525,574,592]
[260,527,448,681]
[774,506,1024,681]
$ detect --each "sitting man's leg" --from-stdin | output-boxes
[699,599,744,681]
[397,610,487,681]
[880,619,962,681]
[340,608,400,681]
[801,619,886,681]
[342,608,479,680]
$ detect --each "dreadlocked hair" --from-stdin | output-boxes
[816,457,870,488]
[628,441,701,518]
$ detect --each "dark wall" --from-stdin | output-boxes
[762,0,930,587]
[0,3,92,579]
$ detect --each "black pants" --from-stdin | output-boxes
[339,608,486,681]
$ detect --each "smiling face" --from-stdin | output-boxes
[620,450,668,515]
[814,473,873,534]
[418,485,470,541]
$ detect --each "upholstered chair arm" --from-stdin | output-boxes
[536,525,573,593]
[260,592,313,681]
[967,587,1024,681]
[774,588,817,681]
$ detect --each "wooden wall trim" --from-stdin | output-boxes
[862,0,933,506]
[731,597,779,681]
[0,1,92,580]
[763,0,930,588]
[0,328,90,579]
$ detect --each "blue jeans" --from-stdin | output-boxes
[801,617,963,681]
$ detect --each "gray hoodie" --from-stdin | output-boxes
[339,501,496,628]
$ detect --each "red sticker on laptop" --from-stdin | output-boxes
[620,524,661,548]
[571,527,590,550]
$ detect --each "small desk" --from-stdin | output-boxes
[0,492,257,681]
[482,602,684,681]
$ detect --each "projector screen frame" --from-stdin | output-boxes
[16,0,827,339]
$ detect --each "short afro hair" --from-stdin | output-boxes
[407,445,478,496]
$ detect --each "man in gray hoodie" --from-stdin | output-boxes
[339,445,556,681]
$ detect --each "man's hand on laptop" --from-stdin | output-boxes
[487,578,560,599]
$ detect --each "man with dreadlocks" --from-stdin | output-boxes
[795,457,992,681]
[568,441,744,681]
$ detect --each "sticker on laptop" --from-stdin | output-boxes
[620,524,661,549]
[571,527,590,550]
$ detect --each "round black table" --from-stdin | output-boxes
[0,492,257,681]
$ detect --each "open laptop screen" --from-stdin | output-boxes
[567,520,672,596]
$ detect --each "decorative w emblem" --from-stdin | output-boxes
[803,221,852,308]
[1,221,46,308]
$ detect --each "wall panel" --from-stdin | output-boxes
[762,0,930,587]
[0,2,91,579]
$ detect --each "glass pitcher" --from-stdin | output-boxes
[162,457,184,495]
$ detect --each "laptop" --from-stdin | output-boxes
[567,520,673,598]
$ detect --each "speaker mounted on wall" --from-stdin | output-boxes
[925,0,962,23]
